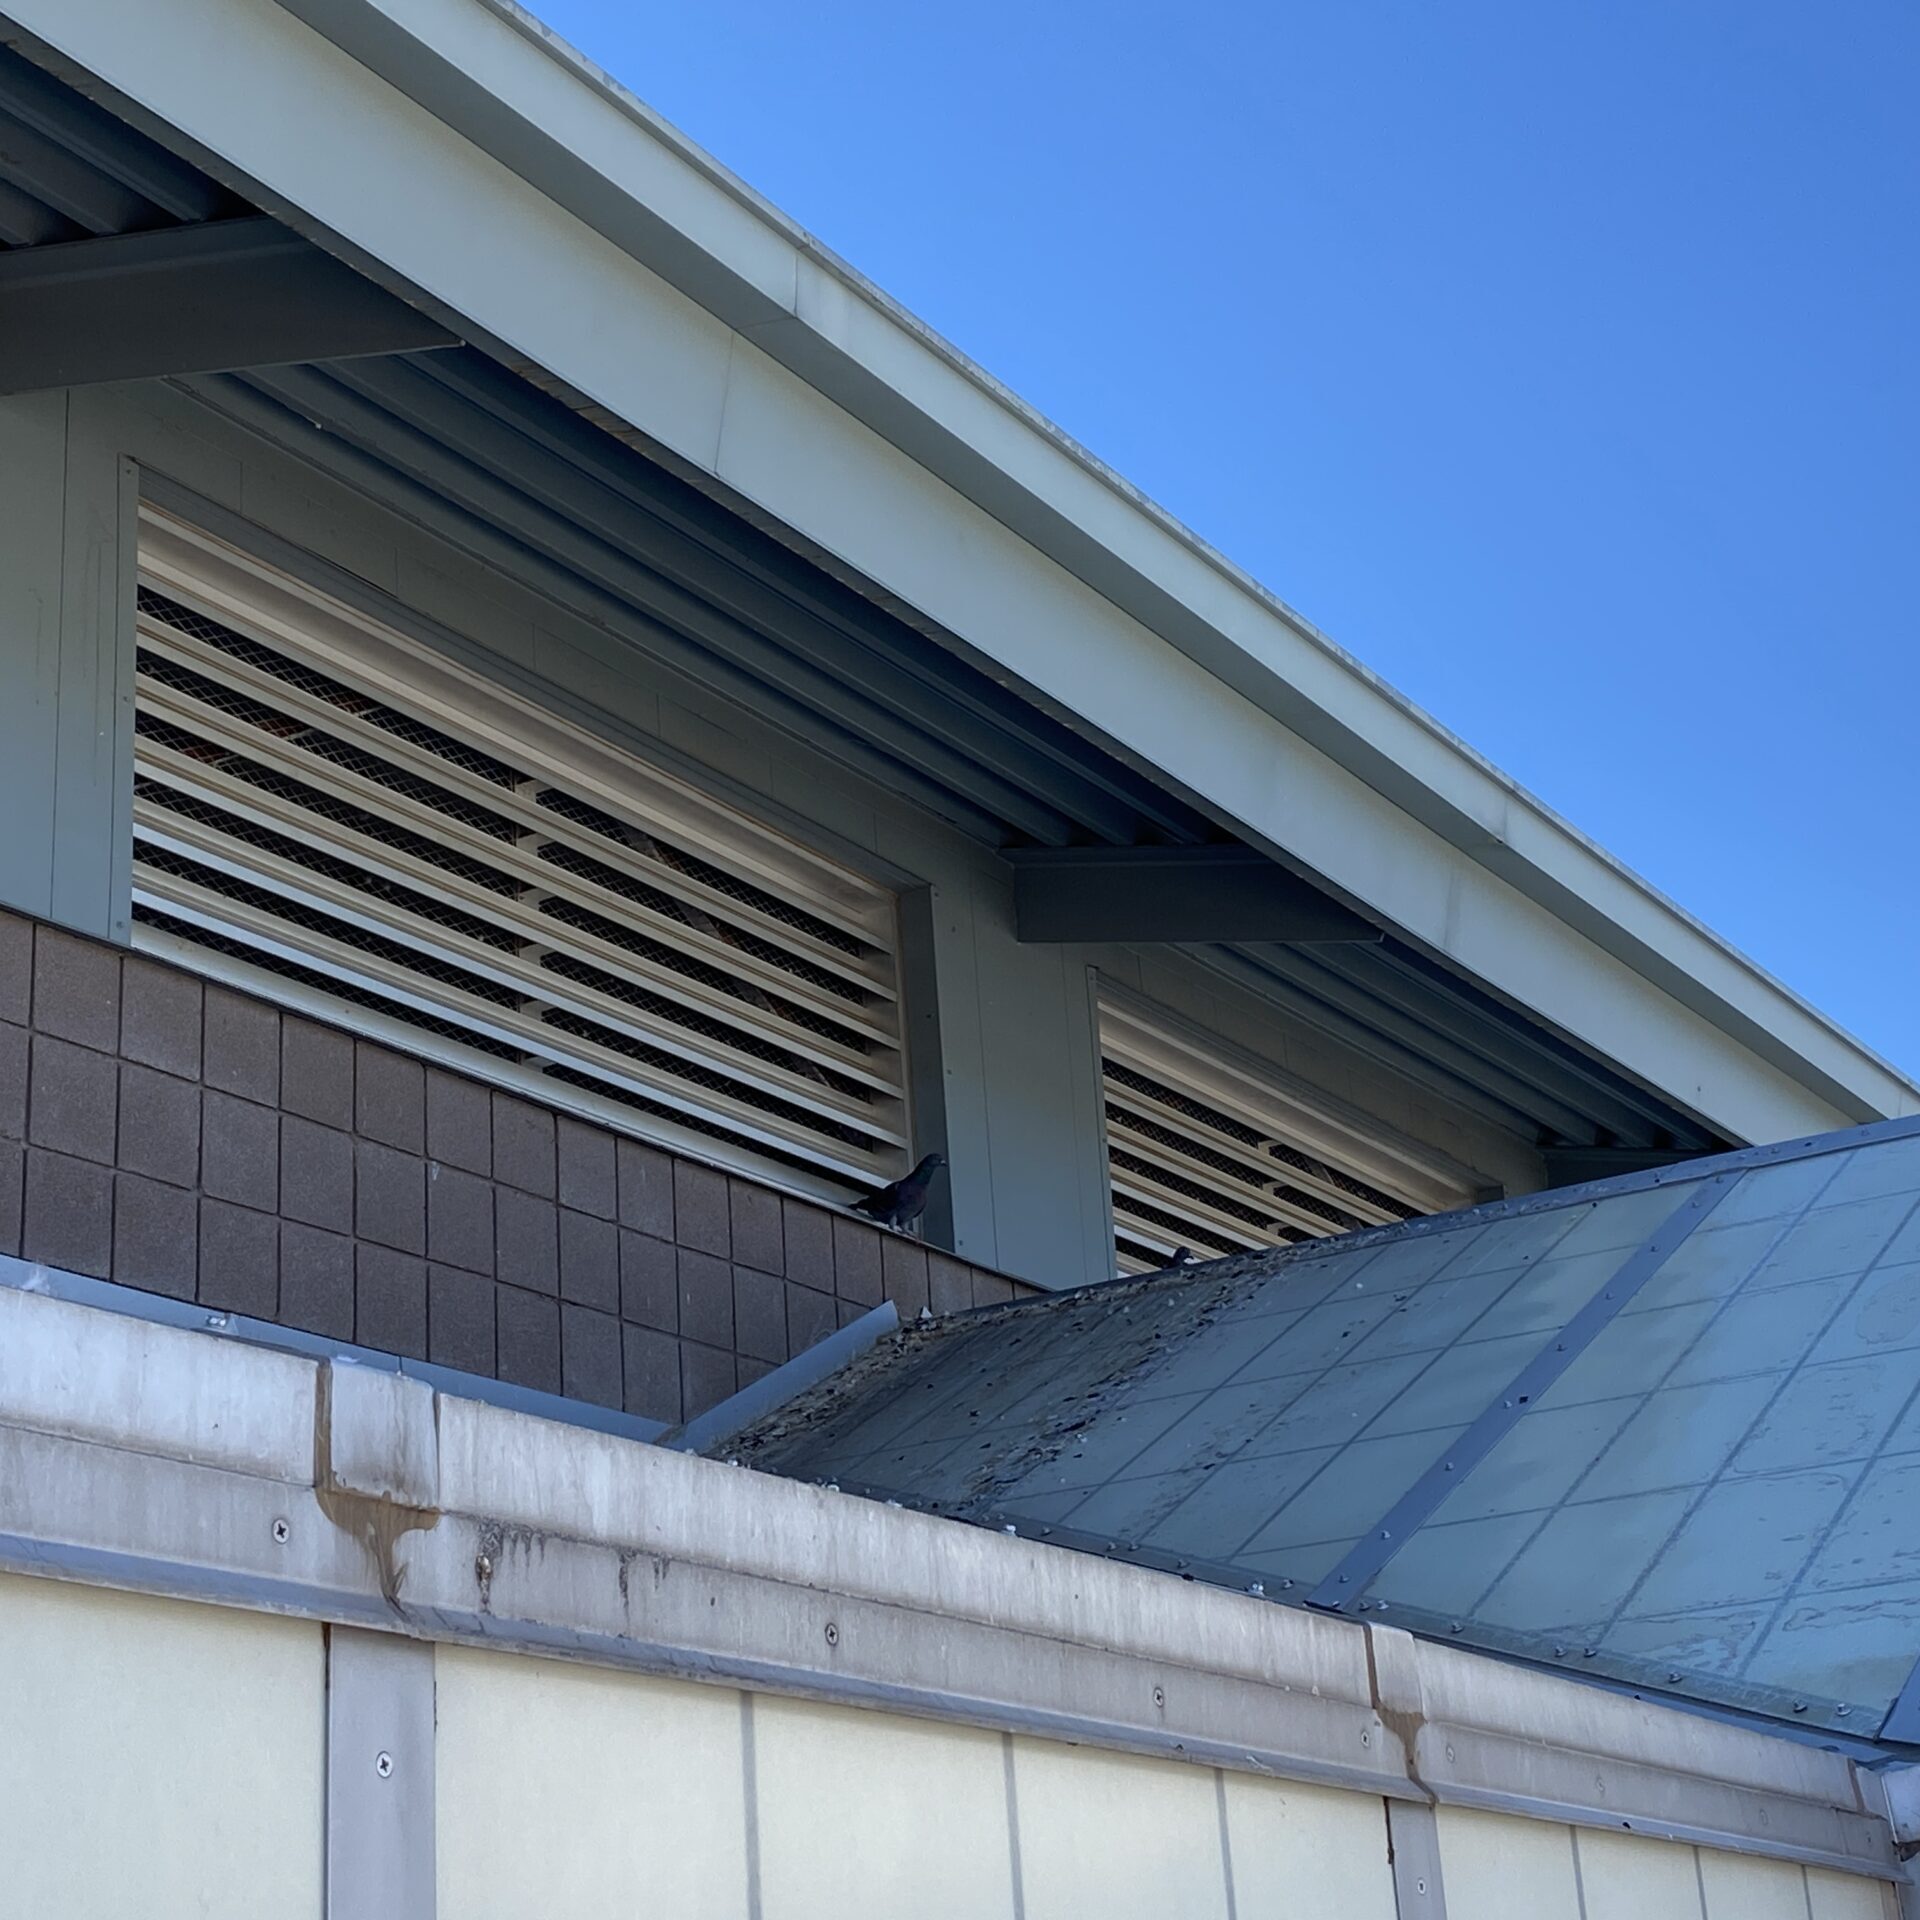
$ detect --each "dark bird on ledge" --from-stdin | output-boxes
[851,1153,946,1233]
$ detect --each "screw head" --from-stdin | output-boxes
[271,1518,290,1545]
[375,1752,394,1779]
[823,1621,839,1648]
[1151,1685,1165,1709]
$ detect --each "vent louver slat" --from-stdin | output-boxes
[1098,995,1449,1274]
[132,509,910,1197]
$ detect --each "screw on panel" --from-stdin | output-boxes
[271,1518,290,1544]
[824,1621,839,1647]
[1152,1686,1166,1709]
[375,1752,394,1779]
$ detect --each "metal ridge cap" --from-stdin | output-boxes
[267,0,1916,1113]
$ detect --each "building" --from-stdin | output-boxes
[0,1,1915,1913]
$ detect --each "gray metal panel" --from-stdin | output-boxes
[326,1627,435,1920]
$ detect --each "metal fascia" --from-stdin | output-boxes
[1308,1171,1740,1611]
[1882,1658,1920,1749]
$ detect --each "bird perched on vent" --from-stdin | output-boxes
[850,1153,946,1234]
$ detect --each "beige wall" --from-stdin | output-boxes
[0,1571,1899,1920]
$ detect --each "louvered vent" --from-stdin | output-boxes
[132,509,909,1197]
[1100,993,1471,1273]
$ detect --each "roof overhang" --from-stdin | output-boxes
[3,0,1911,1146]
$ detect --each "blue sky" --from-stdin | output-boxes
[534,0,1919,1077]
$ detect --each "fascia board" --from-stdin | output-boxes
[10,0,1913,1140]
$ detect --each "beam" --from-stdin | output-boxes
[0,215,456,393]
[1008,845,1380,945]
[1541,1144,1706,1187]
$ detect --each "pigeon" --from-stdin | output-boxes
[1169,1246,1194,1266]
[850,1153,946,1233]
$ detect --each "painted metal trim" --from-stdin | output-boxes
[326,1627,436,1920]
[670,1301,900,1455]
[1386,1800,1449,1919]
[1308,1171,1740,1610]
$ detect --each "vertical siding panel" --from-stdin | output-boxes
[1010,1739,1229,1920]
[1804,1868,1899,1920]
[1217,1773,1397,1918]
[1575,1828,1706,1920]
[1697,1851,1815,1920]
[751,1695,1016,1920]
[1436,1808,1582,1919]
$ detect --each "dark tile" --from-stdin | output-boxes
[832,1215,883,1305]
[0,912,30,1025]
[562,1305,623,1410]
[730,1179,784,1275]
[202,987,279,1104]
[492,1093,555,1196]
[355,1140,425,1255]
[427,1165,495,1275]
[356,1243,427,1359]
[738,1357,775,1390]
[616,1137,673,1238]
[928,1251,973,1315]
[356,1043,424,1152]
[678,1247,734,1350]
[836,1297,867,1330]
[734,1265,788,1364]
[22,1148,113,1277]
[619,1231,677,1331]
[557,1117,616,1218]
[0,1022,28,1141]
[202,1088,278,1210]
[782,1200,835,1289]
[199,1199,278,1317]
[496,1187,559,1294]
[496,1284,561,1393]
[282,1019,354,1129]
[117,1063,199,1188]
[786,1281,837,1357]
[280,1116,353,1232]
[881,1236,930,1319]
[28,1034,117,1164]
[429,1264,495,1376]
[622,1324,681,1423]
[0,1144,21,1256]
[681,1342,737,1420]
[119,957,202,1079]
[426,1070,491,1175]
[971,1270,1017,1307]
[32,927,119,1051]
[280,1223,354,1339]
[673,1160,730,1256]
[559,1208,618,1311]
[112,1171,197,1300]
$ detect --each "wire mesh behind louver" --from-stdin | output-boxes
[1099,992,1470,1272]
[131,508,909,1197]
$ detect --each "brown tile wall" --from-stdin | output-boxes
[0,906,1035,1424]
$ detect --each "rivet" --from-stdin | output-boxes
[1152,1685,1166,1709]
[1445,1743,1456,1763]
[375,1752,394,1779]
[1416,1879,1428,1895]
[1360,1729,1372,1748]
[1792,1701,1808,1714]
[271,1518,290,1545]
[1666,1672,1683,1684]
[824,1621,840,1648]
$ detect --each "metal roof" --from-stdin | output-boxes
[723,1115,1920,1754]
